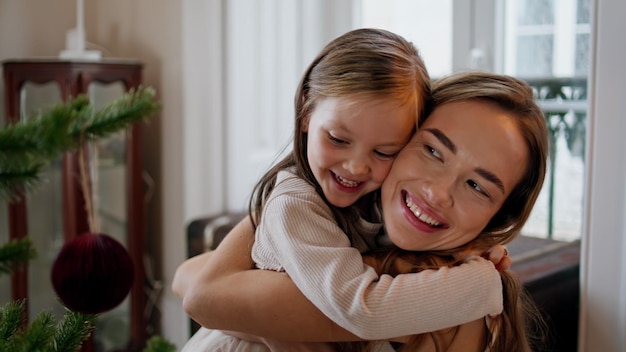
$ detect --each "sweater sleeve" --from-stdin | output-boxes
[254,185,503,340]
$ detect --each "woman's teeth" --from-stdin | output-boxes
[336,175,359,187]
[404,195,442,227]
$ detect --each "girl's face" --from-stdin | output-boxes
[303,96,415,208]
[381,100,529,250]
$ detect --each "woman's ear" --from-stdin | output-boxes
[301,115,310,132]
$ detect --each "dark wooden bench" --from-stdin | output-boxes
[508,235,580,352]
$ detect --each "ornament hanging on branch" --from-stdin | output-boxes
[51,232,134,314]
[51,132,135,315]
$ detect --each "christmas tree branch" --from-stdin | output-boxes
[0,300,23,350]
[0,237,36,276]
[17,310,56,352]
[144,336,177,352]
[0,86,161,202]
[0,300,96,352]
[0,98,85,158]
[53,310,96,352]
[69,87,160,140]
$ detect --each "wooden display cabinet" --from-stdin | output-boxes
[2,59,148,351]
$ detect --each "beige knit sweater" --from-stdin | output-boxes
[252,170,503,340]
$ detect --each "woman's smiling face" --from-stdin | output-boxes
[381,100,529,251]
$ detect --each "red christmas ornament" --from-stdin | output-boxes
[51,232,134,314]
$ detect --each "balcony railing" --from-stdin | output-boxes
[523,77,588,239]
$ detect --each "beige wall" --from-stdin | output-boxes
[0,0,188,346]
[0,1,73,58]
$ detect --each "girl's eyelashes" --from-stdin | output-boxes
[328,132,399,159]
[328,133,347,145]
[374,150,397,159]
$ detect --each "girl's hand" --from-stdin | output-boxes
[482,244,511,271]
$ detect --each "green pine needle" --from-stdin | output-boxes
[0,86,161,202]
[0,300,25,343]
[0,167,42,203]
[0,97,84,157]
[17,310,56,352]
[52,310,96,352]
[143,335,177,352]
[70,86,161,141]
[0,238,37,276]
[0,301,96,352]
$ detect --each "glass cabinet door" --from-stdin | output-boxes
[18,82,67,320]
[8,80,132,350]
[88,81,133,351]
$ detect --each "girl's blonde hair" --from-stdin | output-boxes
[249,28,430,240]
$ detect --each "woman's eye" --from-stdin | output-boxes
[425,145,441,159]
[467,180,489,197]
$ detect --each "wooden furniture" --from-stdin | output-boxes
[508,235,580,352]
[3,59,147,351]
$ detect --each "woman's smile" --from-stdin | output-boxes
[402,190,446,229]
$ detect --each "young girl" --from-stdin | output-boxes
[179,29,504,351]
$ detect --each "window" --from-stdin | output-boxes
[503,0,590,242]
[357,0,453,78]
[357,0,591,242]
[503,0,591,77]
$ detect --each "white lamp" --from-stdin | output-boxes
[59,0,102,60]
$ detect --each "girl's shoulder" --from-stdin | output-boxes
[274,169,318,197]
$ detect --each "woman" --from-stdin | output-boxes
[174,71,549,351]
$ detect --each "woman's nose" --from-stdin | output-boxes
[423,178,454,208]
